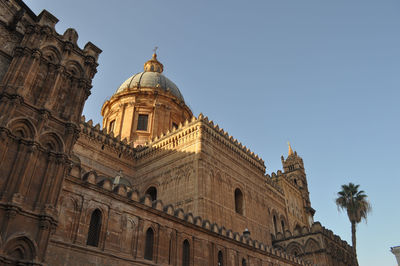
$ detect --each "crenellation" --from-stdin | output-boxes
[128,189,139,201]
[37,10,58,28]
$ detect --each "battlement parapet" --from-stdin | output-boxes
[79,115,137,159]
[273,221,355,255]
[265,172,284,194]
[135,113,266,172]
[68,167,308,265]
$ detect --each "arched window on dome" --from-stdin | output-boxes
[87,209,102,247]
[234,188,244,215]
[145,186,157,201]
[182,239,190,266]
[144,228,154,260]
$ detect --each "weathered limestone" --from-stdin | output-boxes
[0,1,357,265]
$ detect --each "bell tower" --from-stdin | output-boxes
[281,143,315,226]
[0,8,100,265]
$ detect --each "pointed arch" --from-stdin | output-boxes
[39,131,64,152]
[7,118,36,139]
[145,186,157,201]
[234,188,244,215]
[168,231,176,264]
[57,195,78,241]
[286,241,303,257]
[144,227,154,260]
[182,239,190,266]
[65,60,84,78]
[279,214,287,232]
[305,238,320,253]
[41,45,62,64]
[125,217,137,254]
[86,208,102,247]
[217,250,223,266]
[4,235,37,261]
[273,214,278,235]
[293,224,302,236]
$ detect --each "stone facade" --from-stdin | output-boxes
[0,1,357,265]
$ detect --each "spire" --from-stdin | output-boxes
[288,141,294,156]
[143,47,164,73]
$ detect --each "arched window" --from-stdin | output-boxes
[144,228,154,260]
[242,258,247,266]
[4,236,36,261]
[234,188,243,215]
[218,250,223,266]
[87,209,102,247]
[294,224,302,235]
[146,186,157,201]
[182,239,190,266]
[168,238,172,264]
[281,220,285,232]
[273,215,278,235]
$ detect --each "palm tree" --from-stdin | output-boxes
[335,182,371,259]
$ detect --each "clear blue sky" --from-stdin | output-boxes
[26,1,400,265]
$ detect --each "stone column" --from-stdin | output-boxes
[391,246,400,266]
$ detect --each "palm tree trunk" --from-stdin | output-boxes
[351,221,357,258]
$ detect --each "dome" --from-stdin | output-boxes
[115,53,184,102]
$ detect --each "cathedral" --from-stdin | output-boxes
[0,1,357,265]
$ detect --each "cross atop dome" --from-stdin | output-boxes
[144,48,164,73]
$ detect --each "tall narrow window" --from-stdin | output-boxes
[87,209,102,247]
[281,220,285,232]
[242,258,247,266]
[144,228,154,260]
[137,114,149,131]
[218,251,223,266]
[234,188,243,215]
[182,239,190,266]
[109,119,115,133]
[145,186,157,201]
[168,238,172,264]
[273,215,278,235]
